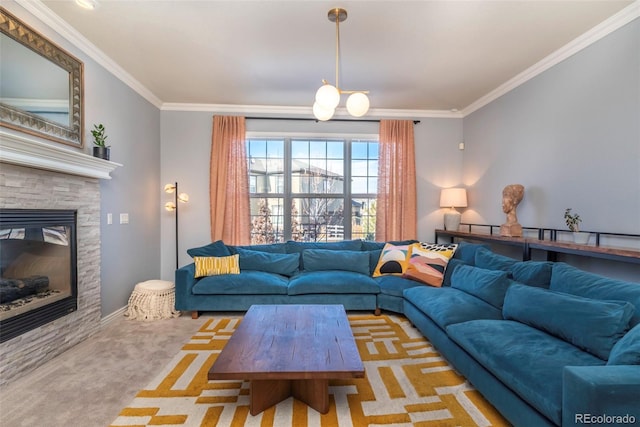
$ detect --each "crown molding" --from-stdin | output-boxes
[462,1,640,117]
[15,0,638,119]
[15,0,163,109]
[161,103,463,119]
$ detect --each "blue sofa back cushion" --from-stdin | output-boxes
[450,264,511,309]
[285,240,363,269]
[475,247,552,288]
[475,247,518,270]
[227,243,287,254]
[441,258,466,287]
[503,284,634,360]
[550,262,640,326]
[302,249,370,275]
[186,240,231,258]
[607,324,640,365]
[360,239,418,251]
[451,241,489,265]
[235,247,299,277]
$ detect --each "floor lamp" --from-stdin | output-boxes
[164,182,189,270]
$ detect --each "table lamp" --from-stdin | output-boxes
[440,188,467,231]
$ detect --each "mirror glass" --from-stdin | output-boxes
[1,34,70,126]
[0,8,84,147]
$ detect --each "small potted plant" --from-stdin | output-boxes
[91,123,110,160]
[564,208,589,244]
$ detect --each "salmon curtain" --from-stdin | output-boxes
[210,116,250,245]
[376,119,417,241]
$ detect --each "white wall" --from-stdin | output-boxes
[159,113,463,280]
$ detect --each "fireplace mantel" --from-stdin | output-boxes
[0,130,121,179]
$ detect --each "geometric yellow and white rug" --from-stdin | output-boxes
[110,314,509,427]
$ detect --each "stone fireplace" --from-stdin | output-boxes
[0,209,78,342]
[0,131,119,386]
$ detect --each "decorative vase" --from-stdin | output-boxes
[573,232,590,245]
[93,146,110,161]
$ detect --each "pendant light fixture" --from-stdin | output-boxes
[313,8,370,121]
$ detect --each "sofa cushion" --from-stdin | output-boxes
[366,249,383,275]
[550,262,640,326]
[607,324,640,365]
[450,265,511,309]
[361,239,418,251]
[472,247,553,288]
[509,261,553,288]
[302,249,369,275]
[284,240,362,269]
[403,286,502,329]
[193,255,240,278]
[227,243,287,254]
[192,270,289,295]
[446,319,606,425]
[187,240,231,258]
[451,241,489,265]
[402,242,458,287]
[372,243,411,277]
[235,248,299,277]
[375,275,422,297]
[441,258,466,287]
[288,271,379,295]
[475,247,518,271]
[503,284,634,360]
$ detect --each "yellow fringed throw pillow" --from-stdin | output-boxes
[194,254,240,278]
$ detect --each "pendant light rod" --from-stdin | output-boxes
[314,8,371,120]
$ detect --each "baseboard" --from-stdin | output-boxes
[100,306,127,327]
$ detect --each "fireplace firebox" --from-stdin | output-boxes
[0,209,78,342]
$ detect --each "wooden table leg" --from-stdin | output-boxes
[292,379,329,414]
[249,380,291,416]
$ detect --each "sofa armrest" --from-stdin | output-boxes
[563,365,640,427]
[175,263,196,310]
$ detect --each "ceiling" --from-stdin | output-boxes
[38,0,634,114]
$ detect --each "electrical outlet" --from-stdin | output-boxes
[107,213,112,225]
[458,142,465,150]
[120,213,129,224]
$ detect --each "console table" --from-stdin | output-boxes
[435,224,640,265]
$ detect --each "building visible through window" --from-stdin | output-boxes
[247,137,378,243]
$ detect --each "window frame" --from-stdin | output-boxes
[246,132,378,242]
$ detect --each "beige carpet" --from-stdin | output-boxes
[110,314,509,427]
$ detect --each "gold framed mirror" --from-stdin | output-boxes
[0,7,84,147]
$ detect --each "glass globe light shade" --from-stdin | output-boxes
[315,84,340,109]
[164,202,176,211]
[164,183,176,193]
[178,193,189,203]
[346,92,370,117]
[313,102,335,121]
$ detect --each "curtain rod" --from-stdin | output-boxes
[245,116,420,125]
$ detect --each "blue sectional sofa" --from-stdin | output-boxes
[175,239,640,427]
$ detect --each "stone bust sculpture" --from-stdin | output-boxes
[500,184,525,237]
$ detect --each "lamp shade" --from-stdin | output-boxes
[313,102,335,121]
[440,188,468,208]
[315,84,340,109]
[346,92,370,117]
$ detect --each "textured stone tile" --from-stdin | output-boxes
[0,163,102,386]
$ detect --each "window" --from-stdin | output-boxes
[247,137,378,243]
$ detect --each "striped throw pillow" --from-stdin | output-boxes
[194,254,240,278]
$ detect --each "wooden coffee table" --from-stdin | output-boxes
[208,304,364,415]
